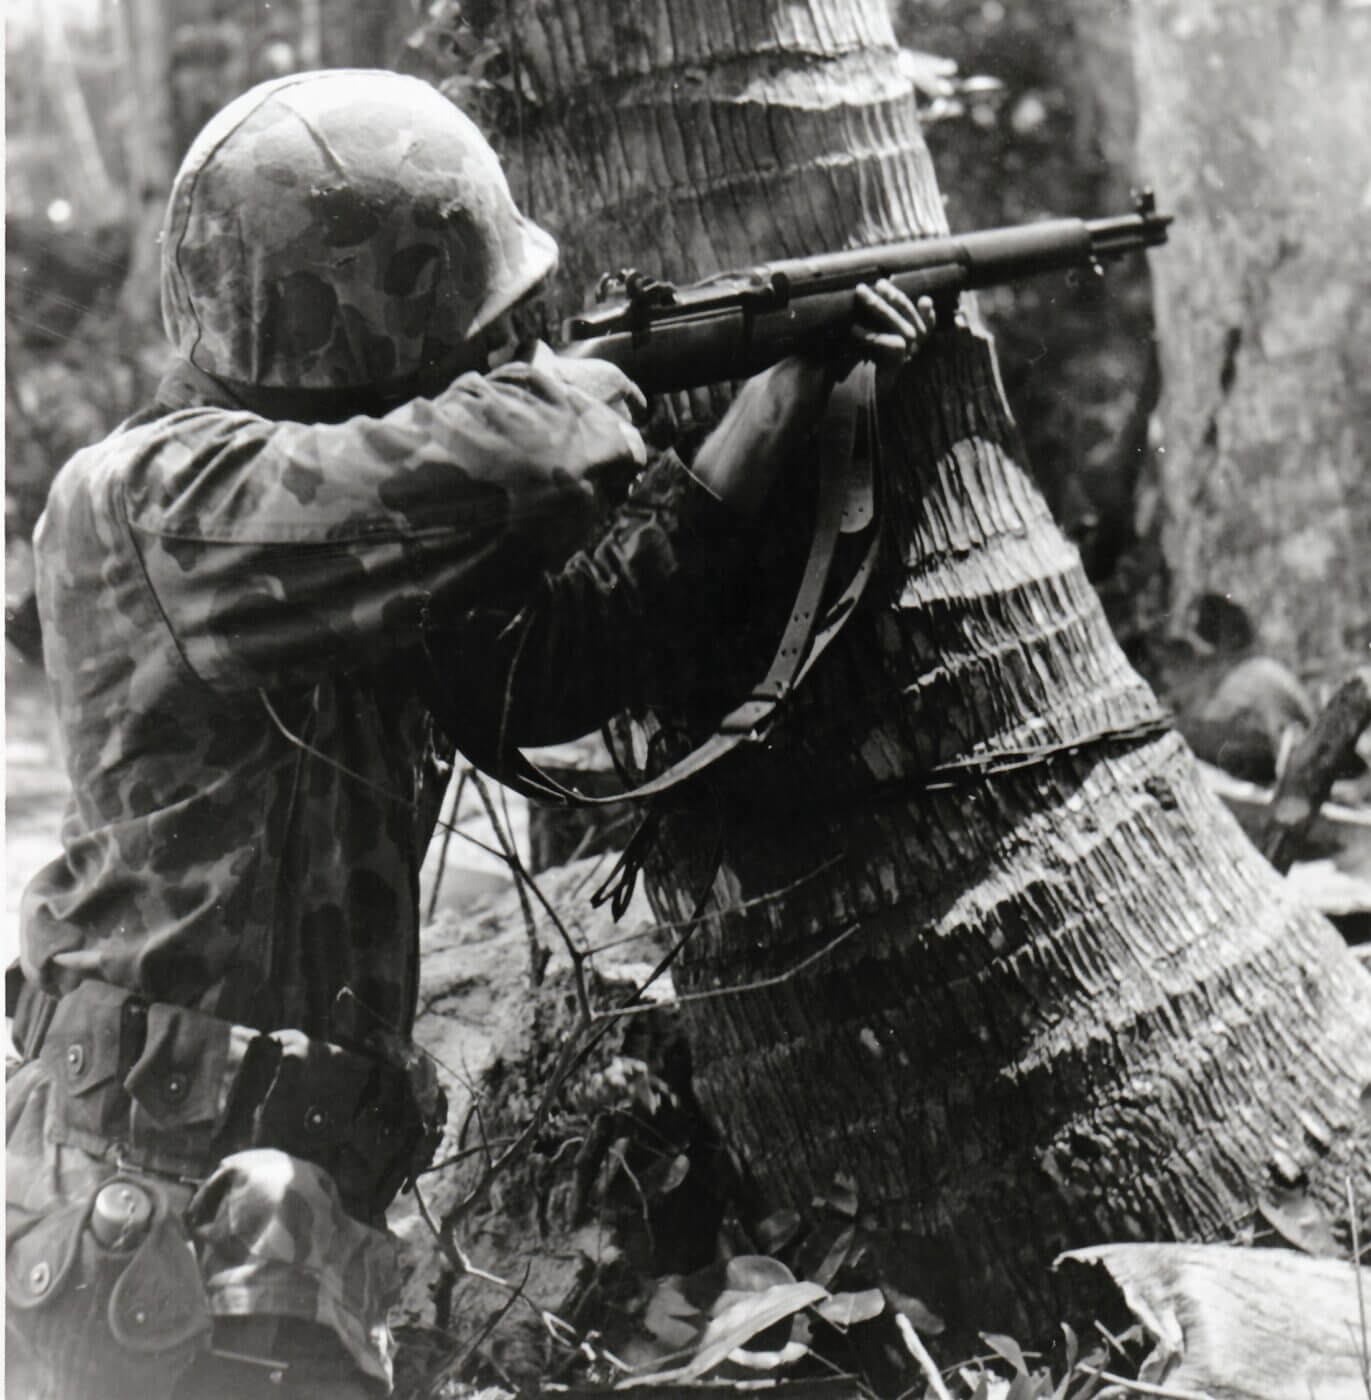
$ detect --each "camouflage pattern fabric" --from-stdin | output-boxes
[14,65,776,1397]
[160,69,558,391]
[189,1149,402,1385]
[7,1061,399,1390]
[21,354,657,1046]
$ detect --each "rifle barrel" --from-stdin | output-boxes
[562,204,1171,393]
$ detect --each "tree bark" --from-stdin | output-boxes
[1132,0,1371,678]
[114,0,174,329]
[36,0,123,222]
[445,0,1371,1342]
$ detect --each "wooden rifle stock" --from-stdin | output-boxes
[561,192,1171,394]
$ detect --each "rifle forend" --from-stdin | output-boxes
[561,191,1172,395]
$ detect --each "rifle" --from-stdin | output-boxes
[467,194,1172,820]
[562,191,1171,393]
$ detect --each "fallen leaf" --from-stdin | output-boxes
[1258,1190,1342,1257]
[756,1208,802,1254]
[881,1282,946,1336]
[643,1277,700,1349]
[722,1254,796,1296]
[981,1331,1029,1376]
[684,1282,828,1382]
[815,1288,885,1328]
[725,1339,809,1371]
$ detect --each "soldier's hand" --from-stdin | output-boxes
[531,341,648,423]
[519,341,649,503]
[850,281,936,387]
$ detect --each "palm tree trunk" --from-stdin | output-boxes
[487,0,1371,1338]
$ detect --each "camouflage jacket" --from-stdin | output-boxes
[22,357,746,1049]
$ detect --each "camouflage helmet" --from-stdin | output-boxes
[160,69,557,391]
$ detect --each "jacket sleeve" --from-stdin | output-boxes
[420,448,769,751]
[122,362,646,692]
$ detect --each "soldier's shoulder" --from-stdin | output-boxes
[50,407,241,494]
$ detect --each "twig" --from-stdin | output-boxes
[1349,1177,1371,1399]
[610,1139,656,1259]
[412,1179,517,1294]
[452,1261,533,1380]
[1262,667,1371,874]
[569,845,620,901]
[417,1136,520,1176]
[472,770,595,1014]
[1093,1321,1134,1359]
[591,921,861,1022]
[583,854,844,958]
[513,834,726,1108]
[474,771,551,990]
[259,691,509,863]
[449,1015,594,1225]
[425,765,469,922]
[894,1313,953,1400]
[461,1091,497,1172]
[337,985,483,1100]
[1076,1365,1215,1400]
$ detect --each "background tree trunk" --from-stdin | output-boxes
[419,0,1371,1343]
[1133,0,1371,680]
[115,0,174,329]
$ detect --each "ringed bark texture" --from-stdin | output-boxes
[491,0,1371,1336]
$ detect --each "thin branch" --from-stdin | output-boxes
[592,921,861,1023]
[472,770,592,1017]
[1093,1322,1135,1359]
[458,1091,498,1174]
[1075,1366,1215,1400]
[449,1017,593,1226]
[610,1139,656,1260]
[1262,669,1371,874]
[418,1136,520,1176]
[568,845,620,901]
[582,853,844,959]
[337,986,482,1101]
[474,771,550,990]
[452,1262,533,1380]
[1349,1176,1371,1399]
[527,839,725,1106]
[425,765,470,922]
[259,691,509,863]
[412,1178,517,1294]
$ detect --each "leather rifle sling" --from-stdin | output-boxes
[453,361,882,808]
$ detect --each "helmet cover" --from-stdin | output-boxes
[160,69,558,391]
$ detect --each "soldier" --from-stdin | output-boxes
[6,70,933,1399]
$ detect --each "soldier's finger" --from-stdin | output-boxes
[855,284,921,345]
[851,325,910,361]
[873,278,927,334]
[868,278,935,344]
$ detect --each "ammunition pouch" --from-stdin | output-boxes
[6,1173,211,1400]
[34,980,445,1220]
